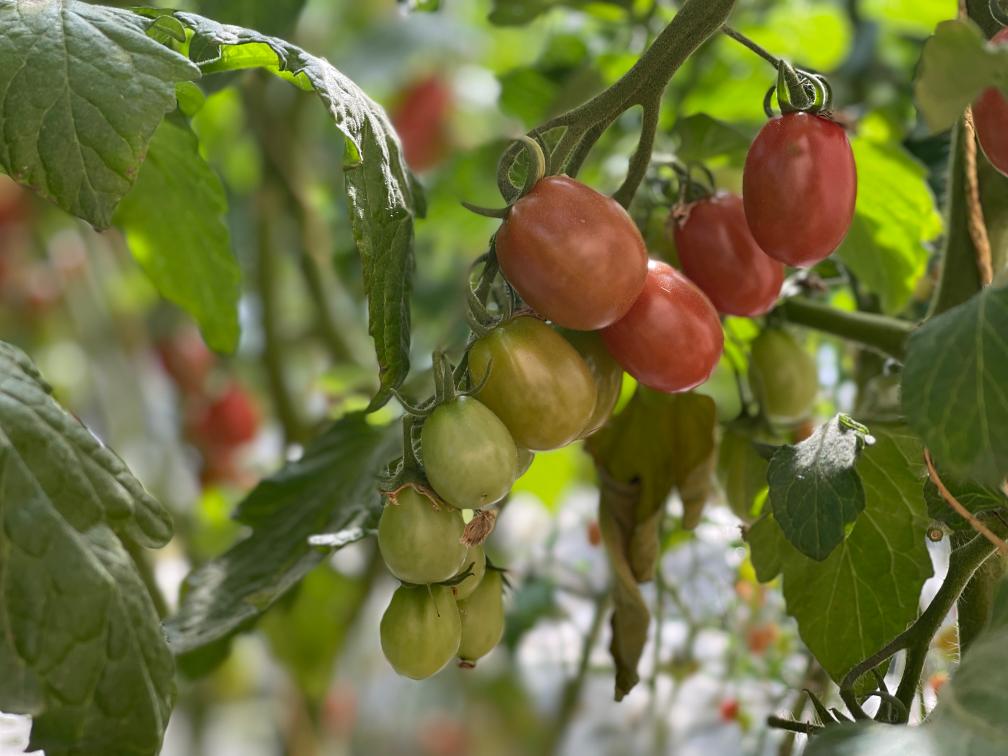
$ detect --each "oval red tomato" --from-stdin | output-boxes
[496,175,648,330]
[673,192,784,316]
[973,28,1008,177]
[743,113,856,267]
[601,260,723,393]
[197,383,259,447]
[391,75,453,172]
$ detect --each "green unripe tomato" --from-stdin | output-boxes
[451,544,486,600]
[421,396,518,509]
[380,584,461,679]
[748,328,818,425]
[470,316,597,451]
[457,569,505,666]
[695,357,743,423]
[378,487,467,584]
[560,329,624,437]
[516,447,535,478]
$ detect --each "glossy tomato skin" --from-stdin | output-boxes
[377,487,467,584]
[496,176,648,330]
[973,28,1008,177]
[457,569,505,666]
[560,329,624,437]
[674,192,784,316]
[601,260,724,393]
[470,316,596,450]
[380,584,461,679]
[743,113,856,267]
[421,396,518,510]
[748,328,818,425]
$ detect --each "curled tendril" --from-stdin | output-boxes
[763,61,834,117]
[991,0,1008,27]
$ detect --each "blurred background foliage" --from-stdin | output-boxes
[0,0,959,754]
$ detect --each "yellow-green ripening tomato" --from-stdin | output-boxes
[694,357,743,423]
[748,328,818,425]
[377,487,466,584]
[560,329,624,437]
[469,316,597,451]
[451,544,486,601]
[421,396,518,510]
[380,584,461,680]
[457,569,505,666]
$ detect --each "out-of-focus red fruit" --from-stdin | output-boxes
[21,264,62,316]
[734,580,766,608]
[587,520,602,547]
[0,175,29,227]
[417,716,468,756]
[791,419,816,443]
[196,383,260,447]
[745,623,779,655]
[158,327,215,394]
[323,683,358,738]
[391,75,453,171]
[719,698,740,722]
[199,445,239,487]
[929,672,949,696]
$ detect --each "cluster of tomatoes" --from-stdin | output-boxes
[375,81,859,680]
[157,327,260,486]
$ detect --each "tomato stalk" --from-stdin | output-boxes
[776,298,914,361]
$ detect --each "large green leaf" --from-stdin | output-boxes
[0,342,174,756]
[588,390,716,700]
[806,577,1008,756]
[902,283,1008,487]
[0,0,198,228]
[165,415,399,659]
[114,116,240,352]
[837,137,941,315]
[914,19,1008,133]
[746,428,933,681]
[717,427,768,523]
[161,11,420,409]
[767,416,868,562]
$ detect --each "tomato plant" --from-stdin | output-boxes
[601,259,724,393]
[3,1,1008,755]
[469,316,597,450]
[496,175,648,330]
[743,113,857,267]
[673,192,784,316]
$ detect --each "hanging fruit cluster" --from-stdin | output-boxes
[375,57,858,679]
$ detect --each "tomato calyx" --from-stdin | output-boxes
[461,135,548,219]
[763,60,833,118]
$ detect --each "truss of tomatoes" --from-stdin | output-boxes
[375,103,857,681]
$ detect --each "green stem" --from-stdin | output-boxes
[613,94,662,208]
[778,298,915,361]
[721,25,780,67]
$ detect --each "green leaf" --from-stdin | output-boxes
[925,472,1008,530]
[837,137,941,315]
[165,415,399,660]
[0,0,198,228]
[193,0,306,35]
[670,113,750,163]
[169,12,420,408]
[746,428,933,681]
[487,0,629,26]
[914,19,1008,133]
[0,342,174,756]
[717,428,769,523]
[114,116,240,352]
[902,283,1008,487]
[806,577,1008,756]
[588,390,716,700]
[767,416,869,561]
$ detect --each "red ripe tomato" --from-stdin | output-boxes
[601,260,723,393]
[973,28,1008,177]
[198,383,260,447]
[496,175,648,330]
[719,698,740,722]
[391,75,453,172]
[673,192,783,316]
[743,113,856,267]
[157,326,215,394]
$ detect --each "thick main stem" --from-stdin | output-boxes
[778,298,915,361]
